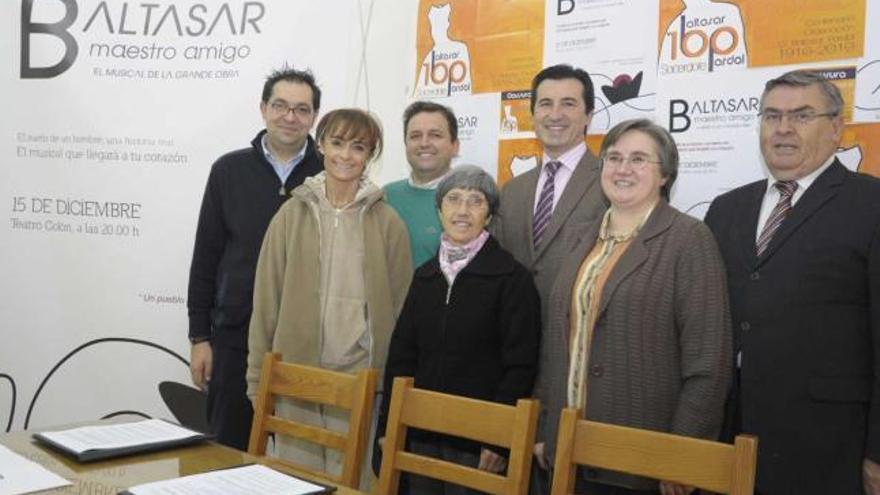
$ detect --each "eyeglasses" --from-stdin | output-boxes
[758,110,838,127]
[443,193,487,209]
[268,99,314,118]
[601,153,661,171]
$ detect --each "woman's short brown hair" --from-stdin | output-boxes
[315,108,384,160]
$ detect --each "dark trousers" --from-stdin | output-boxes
[530,463,659,495]
[402,438,484,495]
[574,480,659,494]
[206,344,253,450]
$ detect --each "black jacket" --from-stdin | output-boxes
[375,235,540,461]
[705,160,880,494]
[187,131,323,349]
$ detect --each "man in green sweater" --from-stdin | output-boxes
[384,101,460,268]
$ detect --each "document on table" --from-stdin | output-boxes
[0,444,71,495]
[33,419,208,462]
[123,464,333,495]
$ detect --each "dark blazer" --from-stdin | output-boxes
[704,159,880,495]
[375,235,541,454]
[187,131,323,349]
[493,150,607,407]
[541,201,732,490]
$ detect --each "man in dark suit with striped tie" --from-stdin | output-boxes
[705,70,880,495]
[493,64,607,493]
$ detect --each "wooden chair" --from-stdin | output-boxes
[247,352,378,488]
[376,376,539,495]
[550,408,757,495]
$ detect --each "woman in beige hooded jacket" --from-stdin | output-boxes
[247,108,412,489]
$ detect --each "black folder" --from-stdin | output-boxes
[32,419,211,462]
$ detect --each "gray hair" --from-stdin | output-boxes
[599,118,679,201]
[435,165,499,215]
[761,70,844,117]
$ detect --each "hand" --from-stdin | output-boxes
[864,458,880,495]
[659,481,694,495]
[189,341,213,391]
[533,442,549,470]
[377,436,385,451]
[478,448,508,473]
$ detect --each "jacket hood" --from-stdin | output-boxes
[294,171,384,210]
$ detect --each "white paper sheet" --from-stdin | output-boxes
[125,464,328,495]
[37,419,200,453]
[0,444,71,495]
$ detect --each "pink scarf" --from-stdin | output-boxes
[438,230,489,285]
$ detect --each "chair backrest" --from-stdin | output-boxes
[376,376,539,495]
[550,408,757,495]
[248,352,378,488]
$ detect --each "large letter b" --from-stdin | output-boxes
[21,0,78,79]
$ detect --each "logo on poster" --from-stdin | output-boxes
[20,0,265,79]
[414,4,472,98]
[668,96,758,133]
[556,0,575,15]
[659,1,748,75]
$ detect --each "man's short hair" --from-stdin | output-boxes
[599,118,679,202]
[530,64,595,114]
[262,66,322,112]
[402,101,459,141]
[761,70,844,117]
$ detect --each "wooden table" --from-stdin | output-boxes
[0,425,367,494]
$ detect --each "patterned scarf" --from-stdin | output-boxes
[438,230,489,286]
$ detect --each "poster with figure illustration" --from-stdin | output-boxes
[543,0,659,135]
[414,0,544,97]
[499,90,534,137]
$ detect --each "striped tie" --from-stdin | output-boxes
[756,181,798,256]
[533,161,562,248]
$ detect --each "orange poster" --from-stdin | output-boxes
[499,90,534,135]
[658,0,865,73]
[496,136,603,187]
[414,0,543,97]
[814,66,857,123]
[840,123,880,178]
[497,138,542,186]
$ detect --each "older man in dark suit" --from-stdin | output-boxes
[705,70,880,495]
[493,64,607,492]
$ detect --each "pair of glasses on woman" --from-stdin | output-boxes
[601,153,661,171]
[443,193,486,209]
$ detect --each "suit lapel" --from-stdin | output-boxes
[520,167,540,261]
[757,160,846,265]
[534,151,601,261]
[597,202,675,317]
[733,182,766,268]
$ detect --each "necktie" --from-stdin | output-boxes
[756,181,798,256]
[533,161,562,248]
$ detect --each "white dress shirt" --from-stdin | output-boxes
[755,154,836,241]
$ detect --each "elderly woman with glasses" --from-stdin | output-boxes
[375,165,541,494]
[538,119,732,495]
